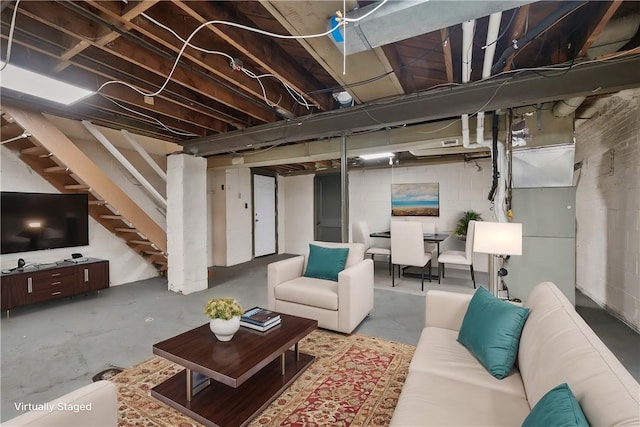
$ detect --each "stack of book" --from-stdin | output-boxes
[240,307,281,331]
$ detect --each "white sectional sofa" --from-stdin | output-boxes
[390,282,640,426]
[3,380,117,427]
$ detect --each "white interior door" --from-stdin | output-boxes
[253,174,276,257]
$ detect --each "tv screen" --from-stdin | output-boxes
[1,192,89,255]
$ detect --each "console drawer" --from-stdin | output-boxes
[31,281,76,303]
[30,270,75,292]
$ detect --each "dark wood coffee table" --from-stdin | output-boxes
[151,313,317,427]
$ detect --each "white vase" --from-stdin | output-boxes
[209,316,240,341]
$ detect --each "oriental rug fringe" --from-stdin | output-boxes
[110,330,414,427]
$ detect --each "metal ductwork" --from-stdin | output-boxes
[552,14,640,118]
[182,55,640,157]
[330,0,535,55]
[586,15,640,59]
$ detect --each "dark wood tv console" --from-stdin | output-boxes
[0,258,109,317]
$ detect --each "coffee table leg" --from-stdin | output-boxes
[295,342,299,361]
[280,353,285,375]
[186,368,192,402]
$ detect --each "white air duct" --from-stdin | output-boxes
[462,12,502,149]
[477,12,502,145]
[461,19,475,148]
[552,15,640,118]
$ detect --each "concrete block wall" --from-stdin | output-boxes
[0,146,158,286]
[277,160,494,271]
[575,89,640,331]
[349,159,494,271]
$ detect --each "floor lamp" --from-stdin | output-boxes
[473,222,523,297]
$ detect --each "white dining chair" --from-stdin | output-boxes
[352,221,391,274]
[437,220,476,288]
[390,221,432,290]
[421,222,439,271]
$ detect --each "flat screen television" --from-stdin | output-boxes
[1,192,89,255]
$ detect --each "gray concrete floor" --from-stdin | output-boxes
[1,256,638,422]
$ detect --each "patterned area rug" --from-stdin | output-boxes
[110,330,415,427]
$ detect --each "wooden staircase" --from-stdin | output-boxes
[1,107,168,273]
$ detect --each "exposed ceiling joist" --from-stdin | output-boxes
[185,54,640,156]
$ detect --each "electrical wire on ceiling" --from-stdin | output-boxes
[100,95,197,137]
[0,0,21,72]
[96,2,390,108]
[140,12,310,110]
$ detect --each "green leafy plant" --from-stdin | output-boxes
[205,298,243,320]
[455,210,483,237]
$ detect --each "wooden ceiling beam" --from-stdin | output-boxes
[15,1,277,124]
[577,1,623,58]
[1,35,226,135]
[503,5,530,72]
[171,0,333,111]
[82,96,208,137]
[440,28,454,83]
[382,44,415,94]
[52,1,159,73]
[85,1,295,116]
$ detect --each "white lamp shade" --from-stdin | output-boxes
[473,221,523,256]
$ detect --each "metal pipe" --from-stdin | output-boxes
[477,12,502,144]
[340,133,349,243]
[461,19,475,148]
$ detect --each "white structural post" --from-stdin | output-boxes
[167,153,208,294]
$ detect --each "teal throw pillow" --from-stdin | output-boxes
[522,383,589,427]
[457,287,530,379]
[303,244,350,282]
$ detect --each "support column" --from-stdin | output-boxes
[167,153,208,294]
[340,133,349,243]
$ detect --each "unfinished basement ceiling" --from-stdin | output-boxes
[1,1,640,170]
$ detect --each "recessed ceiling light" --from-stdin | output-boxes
[0,62,95,105]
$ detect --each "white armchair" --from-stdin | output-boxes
[267,241,374,334]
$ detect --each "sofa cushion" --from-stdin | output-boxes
[457,287,530,379]
[389,370,530,427]
[519,282,640,427]
[522,383,589,427]
[412,327,527,398]
[303,244,349,282]
[274,276,338,310]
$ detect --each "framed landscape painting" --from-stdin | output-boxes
[391,183,440,216]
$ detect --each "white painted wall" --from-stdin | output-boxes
[0,146,158,285]
[575,89,640,331]
[74,139,167,228]
[275,161,493,271]
[207,167,253,266]
[281,174,315,256]
[226,168,252,266]
[350,159,493,271]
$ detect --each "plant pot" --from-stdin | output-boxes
[209,316,240,341]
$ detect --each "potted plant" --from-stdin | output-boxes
[455,210,483,239]
[205,298,244,341]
